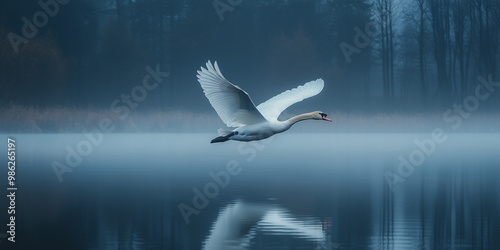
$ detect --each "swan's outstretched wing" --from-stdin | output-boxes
[197,61,267,127]
[256,79,324,121]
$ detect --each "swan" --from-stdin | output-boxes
[197,60,331,143]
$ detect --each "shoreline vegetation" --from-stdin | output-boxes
[1,105,500,133]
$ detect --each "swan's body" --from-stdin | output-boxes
[197,61,331,143]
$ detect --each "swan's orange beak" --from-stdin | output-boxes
[322,115,332,122]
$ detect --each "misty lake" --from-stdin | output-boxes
[2,133,499,249]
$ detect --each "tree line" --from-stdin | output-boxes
[1,0,499,112]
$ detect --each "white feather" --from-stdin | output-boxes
[197,61,267,128]
[256,79,324,121]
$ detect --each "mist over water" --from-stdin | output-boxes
[2,0,500,249]
[2,133,499,249]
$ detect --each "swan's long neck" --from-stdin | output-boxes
[284,112,315,127]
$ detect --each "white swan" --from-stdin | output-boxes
[197,61,331,143]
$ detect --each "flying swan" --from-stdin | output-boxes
[197,61,331,143]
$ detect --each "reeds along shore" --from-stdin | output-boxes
[2,105,500,134]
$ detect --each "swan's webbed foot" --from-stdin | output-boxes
[210,132,235,143]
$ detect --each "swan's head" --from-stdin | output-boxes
[313,111,332,122]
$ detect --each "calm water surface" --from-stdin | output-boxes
[1,133,499,249]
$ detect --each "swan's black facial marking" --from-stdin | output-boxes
[319,112,332,122]
[234,131,239,135]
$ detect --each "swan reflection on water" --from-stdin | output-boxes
[203,200,336,250]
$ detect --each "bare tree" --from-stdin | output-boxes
[429,0,451,103]
[477,0,500,78]
[451,0,471,98]
[376,0,395,106]
[417,0,428,102]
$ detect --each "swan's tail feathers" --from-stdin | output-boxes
[211,131,235,143]
[217,128,233,136]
